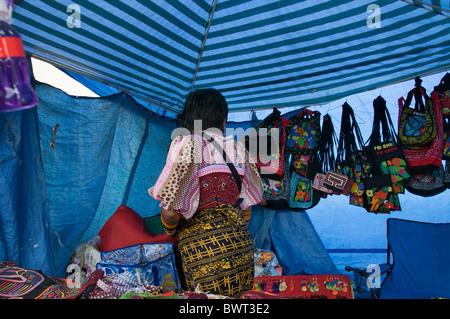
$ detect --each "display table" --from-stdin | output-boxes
[252,274,354,299]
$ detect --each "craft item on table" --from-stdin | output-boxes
[238,290,283,299]
[254,249,282,277]
[0,261,102,299]
[68,235,101,282]
[96,242,180,290]
[252,275,353,299]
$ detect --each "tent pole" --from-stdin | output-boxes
[189,0,218,93]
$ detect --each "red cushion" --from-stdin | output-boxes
[98,205,176,251]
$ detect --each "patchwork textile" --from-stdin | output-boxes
[0,261,102,299]
[177,205,255,298]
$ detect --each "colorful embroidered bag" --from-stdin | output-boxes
[405,166,447,197]
[364,96,410,194]
[400,83,443,174]
[262,153,291,210]
[363,174,401,213]
[289,170,321,210]
[443,117,450,161]
[398,77,437,149]
[251,108,289,181]
[285,108,321,155]
[310,114,339,196]
[96,243,180,289]
[433,72,450,117]
[315,113,355,195]
[334,103,369,199]
[363,96,409,213]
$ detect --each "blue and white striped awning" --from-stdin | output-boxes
[12,0,450,114]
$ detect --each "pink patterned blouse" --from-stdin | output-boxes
[148,130,263,219]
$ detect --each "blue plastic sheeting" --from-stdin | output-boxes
[36,84,176,275]
[249,206,339,275]
[61,69,176,119]
[0,107,56,276]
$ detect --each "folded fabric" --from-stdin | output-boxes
[98,205,176,251]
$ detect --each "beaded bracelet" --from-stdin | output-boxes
[161,214,178,236]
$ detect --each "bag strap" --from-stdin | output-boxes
[255,107,281,129]
[318,114,338,172]
[337,102,365,162]
[201,132,244,208]
[367,96,397,146]
[402,77,429,111]
[434,72,450,93]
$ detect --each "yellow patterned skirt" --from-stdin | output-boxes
[177,204,254,298]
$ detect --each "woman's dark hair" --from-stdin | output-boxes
[178,88,228,132]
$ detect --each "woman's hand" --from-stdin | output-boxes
[161,207,181,223]
[258,198,267,206]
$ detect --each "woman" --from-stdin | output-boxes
[148,88,263,297]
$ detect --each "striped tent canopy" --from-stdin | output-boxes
[12,0,450,115]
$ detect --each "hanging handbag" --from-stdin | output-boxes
[398,77,437,149]
[363,96,408,213]
[317,114,355,195]
[433,72,450,161]
[364,96,410,192]
[405,166,447,197]
[289,170,318,210]
[400,79,443,174]
[310,114,337,196]
[443,117,450,161]
[363,175,401,214]
[285,108,322,155]
[335,103,369,201]
[251,108,289,181]
[445,160,450,189]
[433,72,450,117]
[263,153,291,210]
